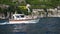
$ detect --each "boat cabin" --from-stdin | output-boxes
[12,14,26,20]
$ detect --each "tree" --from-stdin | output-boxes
[0,0,12,5]
[0,0,16,18]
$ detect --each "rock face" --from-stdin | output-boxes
[0,4,9,8]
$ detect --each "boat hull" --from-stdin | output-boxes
[8,19,39,24]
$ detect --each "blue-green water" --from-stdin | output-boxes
[0,17,60,34]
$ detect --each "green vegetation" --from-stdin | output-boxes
[26,0,60,8]
[26,0,60,17]
[0,0,60,17]
[0,0,60,12]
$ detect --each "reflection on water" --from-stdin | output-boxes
[0,24,27,34]
[0,17,60,34]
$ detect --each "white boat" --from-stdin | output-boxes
[8,14,39,24]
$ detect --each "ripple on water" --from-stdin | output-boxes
[0,17,60,34]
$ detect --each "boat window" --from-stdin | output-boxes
[16,16,20,18]
[20,15,24,18]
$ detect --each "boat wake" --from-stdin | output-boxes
[0,22,8,25]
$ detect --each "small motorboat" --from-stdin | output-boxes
[8,14,39,24]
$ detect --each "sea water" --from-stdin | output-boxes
[0,17,60,34]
